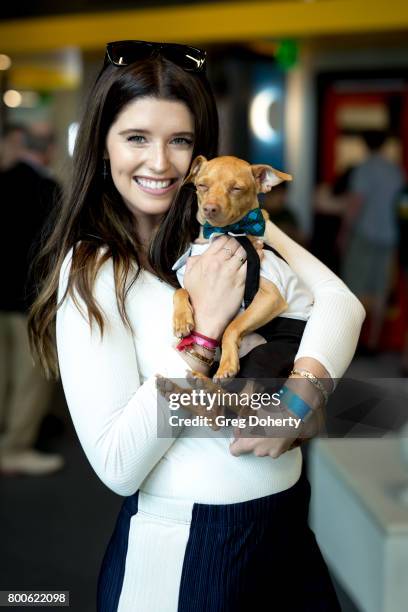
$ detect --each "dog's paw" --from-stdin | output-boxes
[173,311,195,338]
[187,370,211,389]
[213,372,236,383]
[213,359,239,382]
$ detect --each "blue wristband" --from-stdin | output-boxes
[278,386,312,421]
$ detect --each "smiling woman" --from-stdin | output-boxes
[105,97,194,234]
[25,39,361,612]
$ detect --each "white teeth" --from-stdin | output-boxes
[136,178,173,190]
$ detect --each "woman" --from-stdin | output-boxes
[28,41,365,611]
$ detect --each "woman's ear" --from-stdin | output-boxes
[251,165,292,193]
[183,155,207,185]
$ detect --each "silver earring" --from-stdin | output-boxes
[103,159,108,179]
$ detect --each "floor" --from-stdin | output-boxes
[1,352,405,612]
[0,399,121,612]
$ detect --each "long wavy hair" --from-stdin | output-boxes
[28,56,219,379]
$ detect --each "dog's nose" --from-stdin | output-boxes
[203,204,219,218]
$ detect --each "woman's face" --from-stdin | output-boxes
[105,96,194,223]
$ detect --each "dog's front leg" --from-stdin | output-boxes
[213,278,288,381]
[173,288,195,338]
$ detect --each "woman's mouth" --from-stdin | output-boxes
[134,176,178,195]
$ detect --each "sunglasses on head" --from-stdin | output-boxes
[105,40,207,73]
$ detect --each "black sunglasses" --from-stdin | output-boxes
[105,40,207,73]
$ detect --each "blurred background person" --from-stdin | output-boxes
[0,123,27,171]
[311,166,355,275]
[0,122,64,475]
[339,130,405,353]
[396,183,408,374]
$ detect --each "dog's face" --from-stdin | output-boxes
[184,155,292,227]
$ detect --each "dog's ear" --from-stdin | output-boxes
[183,155,207,185]
[251,165,292,193]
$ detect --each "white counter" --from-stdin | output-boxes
[309,438,408,612]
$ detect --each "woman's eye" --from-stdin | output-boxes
[171,137,193,146]
[127,135,146,144]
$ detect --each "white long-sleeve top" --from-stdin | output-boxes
[56,221,365,500]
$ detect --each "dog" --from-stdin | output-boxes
[172,155,312,382]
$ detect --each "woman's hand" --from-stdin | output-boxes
[155,372,324,450]
[183,235,248,341]
[229,369,328,458]
[229,406,324,459]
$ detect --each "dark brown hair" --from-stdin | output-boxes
[28,56,219,379]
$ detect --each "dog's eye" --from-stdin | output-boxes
[197,184,208,191]
[231,186,243,192]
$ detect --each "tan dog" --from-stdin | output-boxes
[173,155,292,381]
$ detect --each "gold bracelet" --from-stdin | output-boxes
[192,342,216,355]
[184,347,215,367]
[289,369,329,404]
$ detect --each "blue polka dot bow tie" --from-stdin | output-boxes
[202,207,265,239]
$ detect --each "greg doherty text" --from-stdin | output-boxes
[168,414,302,430]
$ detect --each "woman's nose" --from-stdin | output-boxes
[147,145,170,174]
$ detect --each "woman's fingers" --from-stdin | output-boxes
[205,235,245,260]
[206,234,234,255]
[188,236,247,270]
[224,245,247,271]
[155,375,180,403]
[206,237,248,272]
[229,435,292,459]
[184,254,201,272]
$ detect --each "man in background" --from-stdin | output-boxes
[0,123,27,171]
[0,123,64,475]
[340,130,405,352]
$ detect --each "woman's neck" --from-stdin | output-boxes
[134,213,162,246]
[134,215,162,274]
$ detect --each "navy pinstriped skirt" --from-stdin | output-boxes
[97,465,340,611]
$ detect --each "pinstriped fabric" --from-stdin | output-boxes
[97,492,139,612]
[177,514,255,611]
[177,470,341,612]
